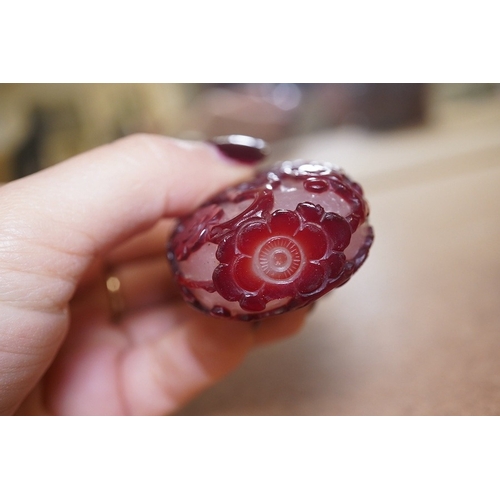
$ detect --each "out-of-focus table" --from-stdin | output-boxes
[180,94,500,415]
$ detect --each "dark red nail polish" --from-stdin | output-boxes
[210,135,270,165]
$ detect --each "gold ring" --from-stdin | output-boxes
[105,274,125,322]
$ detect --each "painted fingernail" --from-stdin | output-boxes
[209,135,270,165]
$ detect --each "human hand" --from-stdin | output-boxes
[0,134,308,415]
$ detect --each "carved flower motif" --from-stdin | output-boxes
[167,159,374,321]
[213,202,352,312]
[172,204,223,261]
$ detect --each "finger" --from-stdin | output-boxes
[0,134,254,312]
[76,219,173,290]
[0,134,253,414]
[251,307,310,346]
[119,306,309,415]
[44,300,309,415]
[110,256,179,311]
[72,256,181,317]
[106,219,175,265]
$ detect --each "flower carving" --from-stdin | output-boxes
[171,204,223,261]
[212,202,352,312]
[167,159,374,321]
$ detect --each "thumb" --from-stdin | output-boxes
[0,134,254,414]
[0,134,253,310]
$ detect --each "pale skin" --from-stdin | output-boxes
[0,134,308,415]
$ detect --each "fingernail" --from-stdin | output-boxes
[209,135,270,166]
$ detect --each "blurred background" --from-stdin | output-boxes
[1,83,499,415]
[1,83,498,181]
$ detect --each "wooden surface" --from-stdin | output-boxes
[179,94,500,415]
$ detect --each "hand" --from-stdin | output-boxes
[0,134,308,415]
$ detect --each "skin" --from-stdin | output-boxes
[0,134,308,415]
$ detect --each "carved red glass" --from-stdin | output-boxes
[167,160,374,321]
